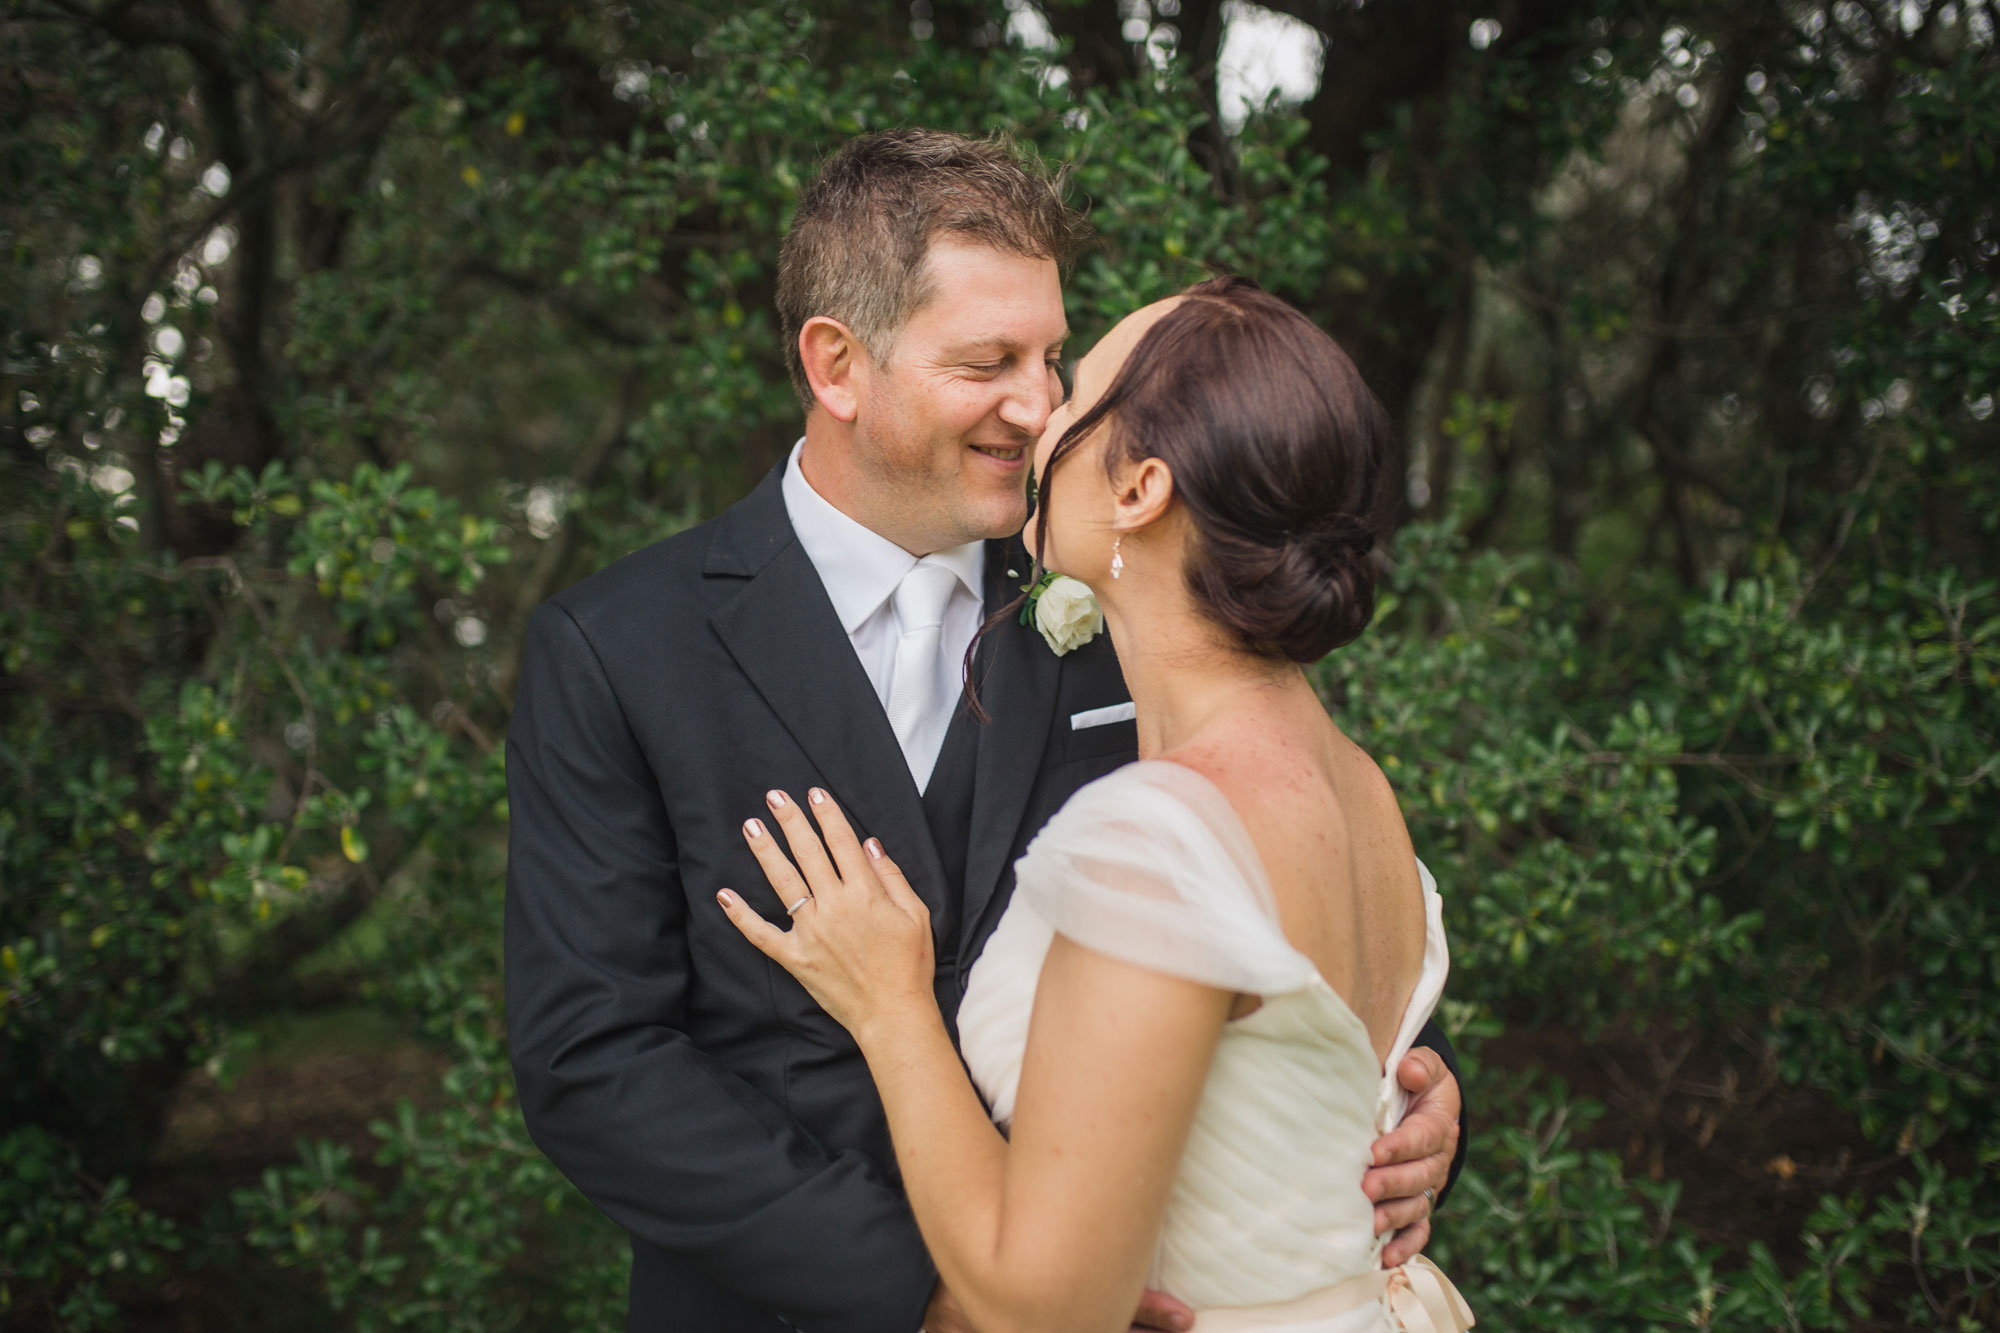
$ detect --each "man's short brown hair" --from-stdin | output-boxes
[775,129,1085,410]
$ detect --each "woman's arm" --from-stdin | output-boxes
[718,789,1228,1333]
[866,935,1228,1333]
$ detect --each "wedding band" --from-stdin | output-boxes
[785,895,811,915]
[1423,1187,1437,1211]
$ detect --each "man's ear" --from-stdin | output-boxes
[800,317,864,423]
[1113,456,1176,534]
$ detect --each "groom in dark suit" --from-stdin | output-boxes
[506,129,1465,1333]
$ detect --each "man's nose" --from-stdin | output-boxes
[995,363,1056,437]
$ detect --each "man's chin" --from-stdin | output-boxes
[972,498,1031,544]
[940,481,1029,545]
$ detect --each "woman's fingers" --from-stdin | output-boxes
[717,888,795,963]
[761,789,843,896]
[742,814,814,914]
[866,839,931,927]
[804,787,871,885]
[746,786,927,933]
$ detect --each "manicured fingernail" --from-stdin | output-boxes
[744,818,764,839]
[866,838,883,859]
[717,889,738,908]
[766,790,787,808]
[809,787,826,805]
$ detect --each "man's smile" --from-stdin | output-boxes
[969,443,1028,463]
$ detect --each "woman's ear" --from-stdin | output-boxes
[1113,456,1175,534]
[800,317,863,422]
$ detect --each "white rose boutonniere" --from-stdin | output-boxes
[1022,571,1103,656]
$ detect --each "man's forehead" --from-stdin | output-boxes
[897,239,1067,355]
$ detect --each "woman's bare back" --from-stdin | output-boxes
[1169,689,1427,1063]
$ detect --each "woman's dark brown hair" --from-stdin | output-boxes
[1023,274,1393,665]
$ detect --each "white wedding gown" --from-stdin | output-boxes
[958,761,1474,1332]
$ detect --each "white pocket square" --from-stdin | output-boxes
[1070,702,1136,731]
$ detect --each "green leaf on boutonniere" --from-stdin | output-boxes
[1018,568,1059,627]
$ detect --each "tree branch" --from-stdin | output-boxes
[453,260,659,348]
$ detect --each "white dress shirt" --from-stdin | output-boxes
[780,441,986,768]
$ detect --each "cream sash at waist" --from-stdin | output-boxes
[1190,1257,1475,1333]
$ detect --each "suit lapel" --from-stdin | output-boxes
[706,471,951,923]
[959,538,1062,943]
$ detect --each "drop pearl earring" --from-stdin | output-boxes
[1110,535,1124,580]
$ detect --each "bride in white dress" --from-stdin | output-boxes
[719,276,1475,1333]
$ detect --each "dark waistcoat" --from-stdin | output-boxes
[922,699,978,1025]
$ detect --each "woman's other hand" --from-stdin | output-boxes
[718,787,935,1040]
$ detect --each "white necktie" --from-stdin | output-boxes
[885,560,962,792]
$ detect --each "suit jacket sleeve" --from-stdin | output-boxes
[1410,1017,1468,1206]
[505,602,935,1333]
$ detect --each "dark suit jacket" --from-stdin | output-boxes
[506,465,1464,1333]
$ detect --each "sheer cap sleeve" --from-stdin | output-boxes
[1013,761,1316,996]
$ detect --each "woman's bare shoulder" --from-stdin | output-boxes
[1164,716,1339,835]
[1165,711,1414,874]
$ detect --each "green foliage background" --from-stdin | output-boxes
[2,0,1996,1328]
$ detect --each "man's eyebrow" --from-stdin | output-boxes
[940,332,1071,359]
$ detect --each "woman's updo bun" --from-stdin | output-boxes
[1037,275,1391,663]
[1187,514,1379,663]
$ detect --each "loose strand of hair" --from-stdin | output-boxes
[961,395,1121,723]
